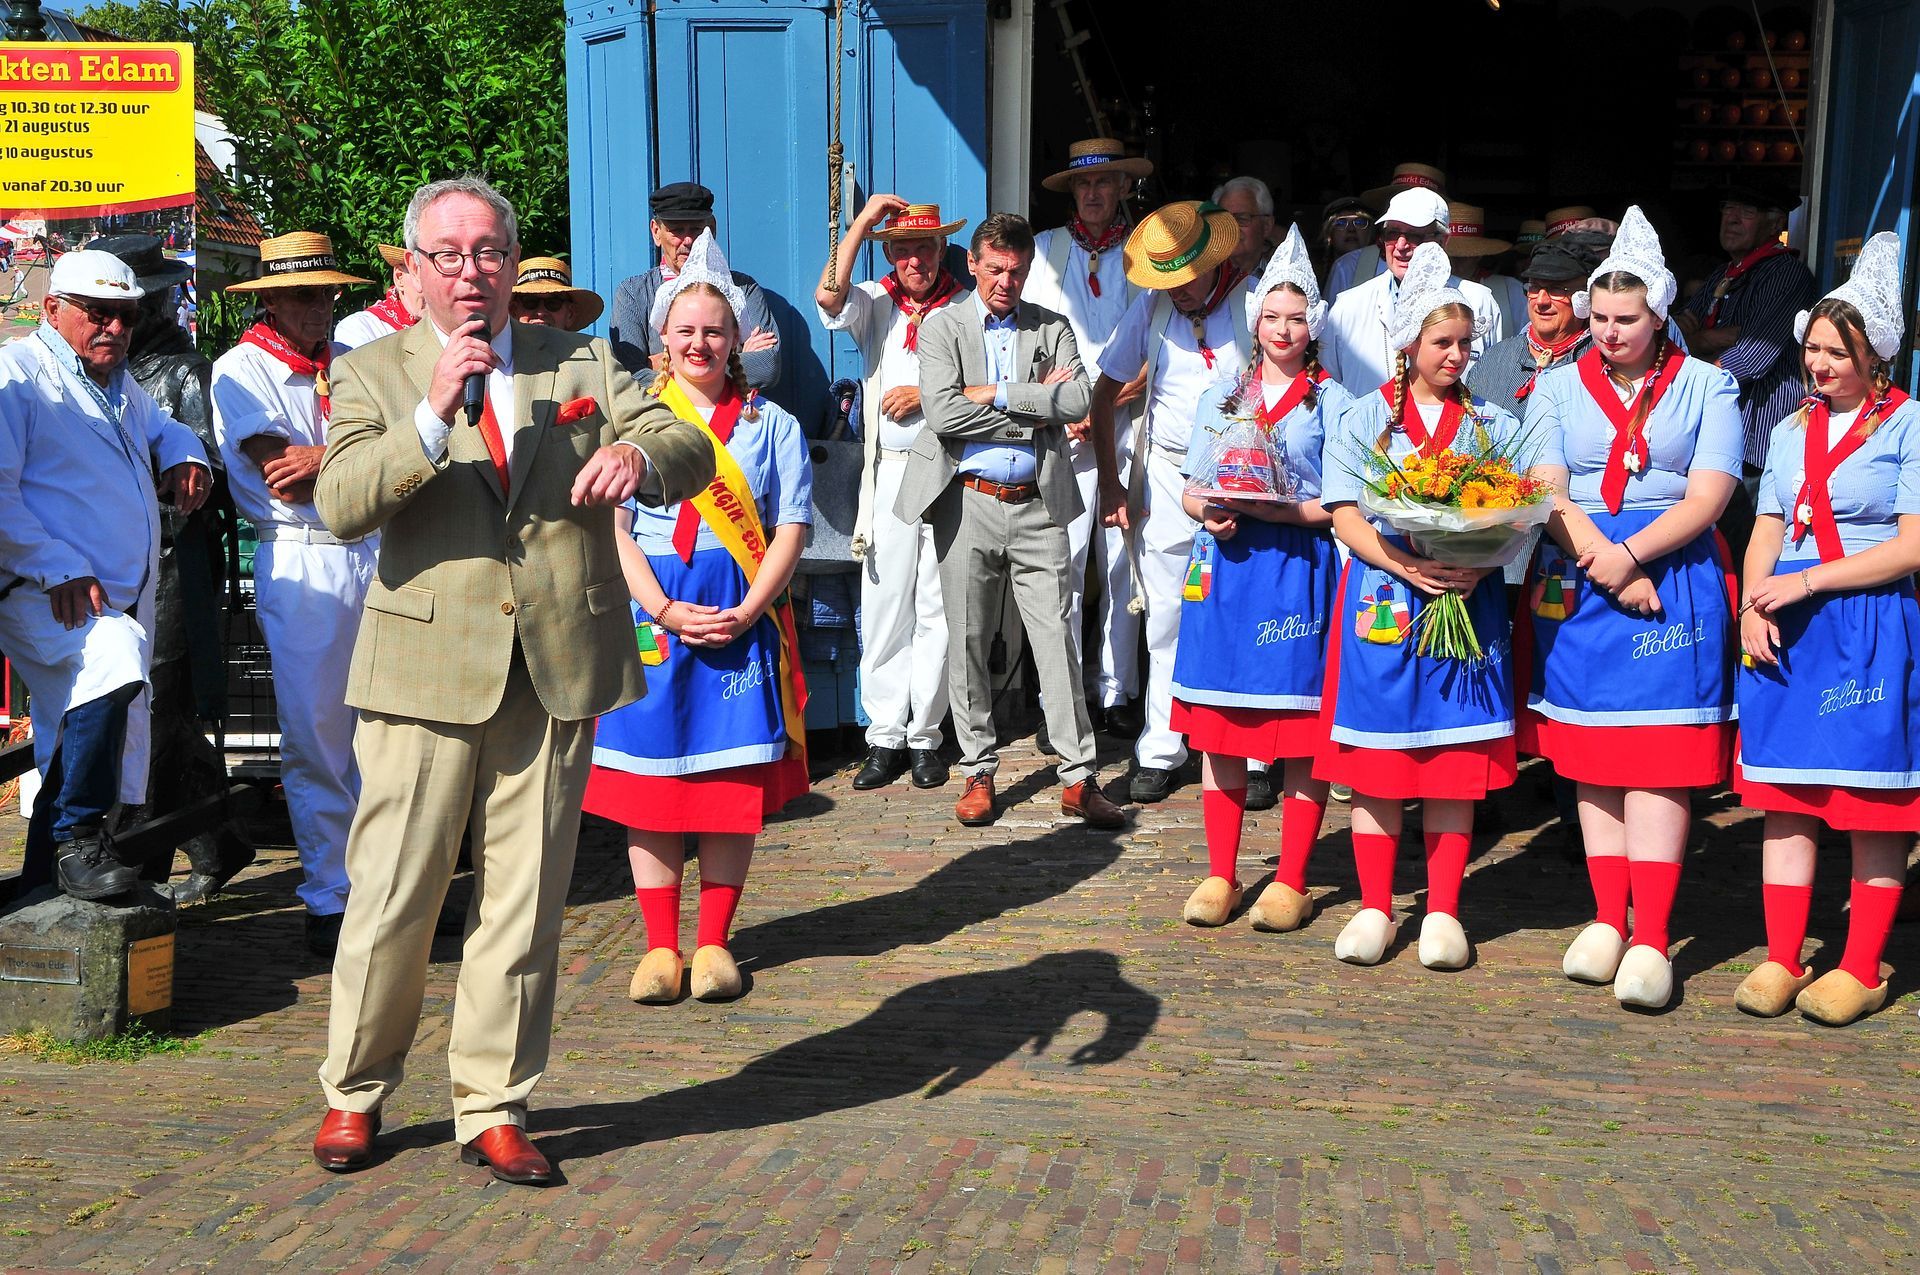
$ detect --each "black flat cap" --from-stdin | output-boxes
[1719,181,1797,213]
[1523,230,1613,284]
[650,182,715,220]
[85,233,193,291]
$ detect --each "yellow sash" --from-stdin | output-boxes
[656,379,810,759]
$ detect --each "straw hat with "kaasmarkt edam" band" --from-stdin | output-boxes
[1124,201,1239,290]
[227,231,372,292]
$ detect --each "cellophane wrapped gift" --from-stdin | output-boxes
[1184,416,1298,504]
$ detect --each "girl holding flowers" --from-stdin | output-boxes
[1733,232,1920,1026]
[583,231,813,1006]
[1517,207,1742,1010]
[1315,241,1526,971]
[1172,227,1350,931]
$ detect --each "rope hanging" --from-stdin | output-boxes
[824,0,847,291]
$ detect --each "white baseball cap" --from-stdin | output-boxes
[48,249,146,302]
[1379,188,1451,232]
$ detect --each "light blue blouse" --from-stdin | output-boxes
[1181,376,1350,502]
[627,394,814,553]
[1526,356,1744,510]
[1320,389,1526,518]
[1756,398,1920,563]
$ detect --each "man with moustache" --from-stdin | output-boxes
[1467,229,1613,417]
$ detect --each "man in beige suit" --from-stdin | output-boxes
[308,175,714,1185]
[900,213,1127,832]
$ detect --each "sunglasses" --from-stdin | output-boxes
[1379,225,1445,246]
[1329,216,1372,230]
[1524,280,1576,297]
[514,294,570,313]
[275,285,339,303]
[60,296,141,328]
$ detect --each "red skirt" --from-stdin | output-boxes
[1735,770,1920,832]
[1171,700,1326,760]
[1313,735,1517,801]
[1517,711,1733,788]
[582,753,809,834]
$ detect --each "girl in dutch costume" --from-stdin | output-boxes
[1172,227,1348,931]
[582,232,813,1006]
[1733,231,1920,1026]
[1315,242,1523,971]
[1517,207,1743,1010]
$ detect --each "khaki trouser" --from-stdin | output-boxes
[318,648,592,1144]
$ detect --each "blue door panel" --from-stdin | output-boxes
[564,1,655,340]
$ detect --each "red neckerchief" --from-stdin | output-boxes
[1514,327,1585,402]
[1179,265,1246,371]
[1578,344,1686,514]
[670,385,747,562]
[366,287,416,331]
[1067,215,1128,297]
[1256,368,1325,430]
[879,268,962,353]
[1704,242,1792,327]
[1793,388,1911,561]
[1377,383,1466,456]
[238,320,333,427]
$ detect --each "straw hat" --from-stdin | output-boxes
[871,203,967,241]
[1442,203,1512,258]
[513,256,605,329]
[377,243,407,272]
[1042,137,1154,194]
[1361,163,1447,214]
[1124,201,1239,290]
[1544,206,1598,238]
[227,231,371,292]
[1512,219,1547,251]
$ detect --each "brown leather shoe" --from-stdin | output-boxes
[459,1124,553,1186]
[312,1108,380,1172]
[1061,780,1127,829]
[954,773,996,825]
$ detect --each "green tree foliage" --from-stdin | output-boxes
[78,0,570,284]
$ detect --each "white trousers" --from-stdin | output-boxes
[254,537,377,916]
[1066,417,1139,709]
[857,455,949,750]
[1136,449,1198,770]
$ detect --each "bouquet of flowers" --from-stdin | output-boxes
[1184,415,1298,504]
[1356,432,1552,660]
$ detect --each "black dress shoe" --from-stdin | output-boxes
[1101,701,1143,738]
[1128,766,1175,804]
[1244,768,1277,812]
[852,745,910,790]
[306,911,345,958]
[909,749,949,789]
[55,834,140,901]
[1036,719,1057,756]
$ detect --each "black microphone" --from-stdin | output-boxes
[462,317,490,426]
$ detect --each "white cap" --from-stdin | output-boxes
[1385,241,1486,352]
[1573,205,1677,321]
[649,229,747,333]
[1246,224,1328,338]
[1380,188,1450,232]
[1794,230,1904,362]
[48,249,145,302]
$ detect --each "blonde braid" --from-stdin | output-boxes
[1380,351,1408,452]
[1302,339,1322,409]
[728,349,758,420]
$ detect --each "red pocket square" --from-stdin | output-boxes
[556,396,598,425]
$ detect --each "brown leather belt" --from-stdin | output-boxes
[959,475,1039,504]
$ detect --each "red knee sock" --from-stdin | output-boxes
[1353,832,1398,918]
[1837,881,1902,988]
[1762,883,1813,977]
[1423,830,1470,919]
[1202,787,1248,881]
[635,885,681,954]
[1586,855,1630,940]
[1626,860,1682,953]
[1272,796,1326,892]
[695,880,744,950]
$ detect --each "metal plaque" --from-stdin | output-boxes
[0,944,82,985]
[126,934,174,1016]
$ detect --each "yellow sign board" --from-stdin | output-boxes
[0,42,194,218]
[126,933,174,1018]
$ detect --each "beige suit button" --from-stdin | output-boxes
[501,601,515,615]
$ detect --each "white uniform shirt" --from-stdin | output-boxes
[1098,279,1254,455]
[1026,227,1135,378]
[1324,245,1384,301]
[1320,269,1506,399]
[334,306,409,352]
[818,280,931,451]
[211,339,344,529]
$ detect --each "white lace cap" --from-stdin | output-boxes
[1794,230,1905,361]
[1245,224,1328,338]
[1572,205,1677,321]
[649,229,748,332]
[1384,241,1485,352]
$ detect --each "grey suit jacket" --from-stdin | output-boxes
[897,297,1091,529]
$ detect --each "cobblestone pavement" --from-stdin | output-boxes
[3,736,1917,1273]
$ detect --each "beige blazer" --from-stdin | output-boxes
[316,320,715,725]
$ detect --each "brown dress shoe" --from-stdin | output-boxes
[954,774,996,825]
[460,1124,553,1185]
[312,1108,380,1172]
[1061,780,1127,829]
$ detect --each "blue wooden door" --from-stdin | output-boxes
[564,0,655,343]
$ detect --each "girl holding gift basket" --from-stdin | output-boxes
[1733,232,1920,1027]
[1171,227,1352,931]
[1315,242,1541,971]
[1517,207,1743,1011]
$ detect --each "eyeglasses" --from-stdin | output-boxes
[1329,216,1372,230]
[274,285,339,303]
[418,247,509,276]
[58,295,140,328]
[1524,280,1575,298]
[513,294,569,313]
[1379,225,1445,246]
